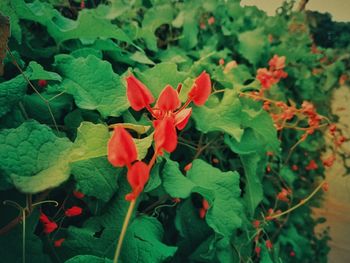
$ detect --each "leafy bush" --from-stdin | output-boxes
[0,0,348,262]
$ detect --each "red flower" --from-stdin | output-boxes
[38,79,47,87]
[323,155,336,167]
[126,75,155,111]
[276,188,290,202]
[305,160,318,171]
[73,190,85,199]
[252,220,260,229]
[184,162,192,172]
[39,213,58,234]
[175,108,192,130]
[208,16,215,25]
[188,71,212,106]
[199,198,210,219]
[125,161,150,201]
[54,238,65,248]
[108,126,137,167]
[39,213,51,224]
[256,68,276,89]
[154,116,177,154]
[265,240,273,250]
[269,55,286,70]
[65,206,83,217]
[43,221,58,234]
[156,85,181,112]
[255,246,261,256]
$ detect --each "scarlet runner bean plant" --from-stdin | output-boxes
[107,72,211,262]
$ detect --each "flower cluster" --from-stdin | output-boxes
[108,72,211,201]
[256,55,288,93]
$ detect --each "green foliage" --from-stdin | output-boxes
[0,0,346,262]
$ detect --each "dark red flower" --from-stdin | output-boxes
[54,238,65,247]
[188,71,212,106]
[156,85,181,112]
[154,116,177,154]
[108,126,137,167]
[65,206,83,217]
[126,75,155,111]
[125,161,150,201]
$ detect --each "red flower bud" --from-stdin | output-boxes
[39,213,51,224]
[65,206,83,217]
[73,190,85,199]
[108,126,137,167]
[202,199,210,210]
[184,162,192,172]
[43,221,58,234]
[175,108,192,130]
[255,246,261,256]
[156,85,181,112]
[54,238,65,247]
[125,161,150,201]
[305,159,318,171]
[188,71,211,106]
[38,79,47,87]
[126,75,155,111]
[154,116,177,154]
[265,240,273,250]
[199,208,206,219]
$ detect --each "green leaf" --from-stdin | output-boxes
[27,61,62,81]
[134,132,154,160]
[0,74,27,117]
[0,120,72,193]
[65,255,112,263]
[162,159,243,239]
[121,216,177,263]
[140,5,175,51]
[238,28,268,65]
[192,89,244,141]
[71,157,120,202]
[136,62,188,97]
[70,122,110,162]
[4,0,132,44]
[54,54,128,117]
[240,154,263,217]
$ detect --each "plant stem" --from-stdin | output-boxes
[113,199,136,263]
[267,180,325,220]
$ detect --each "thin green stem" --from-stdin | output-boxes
[267,180,326,220]
[22,208,26,263]
[113,199,136,263]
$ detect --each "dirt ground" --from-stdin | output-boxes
[313,85,350,262]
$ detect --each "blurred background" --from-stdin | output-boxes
[241,1,350,262]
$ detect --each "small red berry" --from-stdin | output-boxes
[73,191,85,199]
[255,246,261,256]
[290,251,296,257]
[265,240,273,250]
[252,220,260,229]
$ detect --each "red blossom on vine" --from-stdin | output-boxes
[125,161,150,201]
[39,213,57,234]
[188,71,212,106]
[265,240,273,250]
[276,188,290,202]
[65,206,82,217]
[54,238,65,248]
[199,199,210,219]
[108,126,137,167]
[73,190,84,199]
[38,79,47,87]
[322,155,336,167]
[305,160,318,171]
[126,75,155,111]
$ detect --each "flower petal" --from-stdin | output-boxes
[126,75,155,111]
[188,71,212,106]
[154,116,177,154]
[157,85,181,112]
[108,126,137,167]
[175,107,192,130]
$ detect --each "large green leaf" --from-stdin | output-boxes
[65,255,112,263]
[162,159,243,240]
[121,216,177,263]
[71,157,120,202]
[0,74,27,117]
[2,0,132,44]
[136,62,188,97]
[27,61,62,81]
[192,89,243,141]
[238,28,268,65]
[0,120,72,193]
[54,54,128,117]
